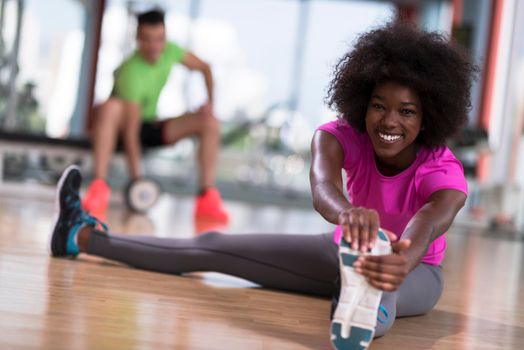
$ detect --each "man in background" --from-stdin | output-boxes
[83,9,228,222]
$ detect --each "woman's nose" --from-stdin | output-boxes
[382,109,399,127]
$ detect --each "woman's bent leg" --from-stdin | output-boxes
[373,263,443,337]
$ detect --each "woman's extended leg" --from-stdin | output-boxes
[82,229,339,296]
[51,165,339,297]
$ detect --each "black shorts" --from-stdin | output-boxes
[116,120,168,150]
[139,120,168,148]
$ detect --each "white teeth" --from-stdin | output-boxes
[378,132,401,142]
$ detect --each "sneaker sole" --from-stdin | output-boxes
[48,165,81,256]
[330,229,391,350]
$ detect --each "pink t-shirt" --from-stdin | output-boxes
[318,120,468,265]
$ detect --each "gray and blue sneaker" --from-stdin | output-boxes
[49,165,107,257]
[330,229,392,350]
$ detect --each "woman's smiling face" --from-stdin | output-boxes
[365,81,423,175]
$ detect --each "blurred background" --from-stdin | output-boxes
[0,0,523,234]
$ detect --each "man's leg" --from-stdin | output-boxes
[160,107,228,221]
[121,102,143,180]
[83,98,126,218]
[92,98,126,179]
[162,106,220,192]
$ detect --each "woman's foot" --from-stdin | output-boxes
[49,165,107,257]
[330,229,391,350]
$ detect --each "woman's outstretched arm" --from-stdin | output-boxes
[310,130,381,252]
[309,130,350,224]
[401,189,466,271]
[356,189,466,291]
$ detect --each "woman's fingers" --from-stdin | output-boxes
[357,209,379,252]
[349,212,360,250]
[367,210,380,250]
[338,207,408,292]
[359,214,369,253]
[353,248,410,291]
[367,279,399,292]
[338,207,381,252]
[358,269,405,285]
[339,212,351,243]
[354,260,407,282]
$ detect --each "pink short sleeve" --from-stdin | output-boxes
[316,120,364,169]
[416,147,468,202]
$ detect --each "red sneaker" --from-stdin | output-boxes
[82,178,111,221]
[194,188,229,222]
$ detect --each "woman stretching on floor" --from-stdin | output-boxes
[50,22,477,349]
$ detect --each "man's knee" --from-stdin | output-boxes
[101,98,125,116]
[96,98,126,126]
[198,110,220,133]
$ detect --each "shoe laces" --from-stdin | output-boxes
[66,192,108,233]
[78,211,108,233]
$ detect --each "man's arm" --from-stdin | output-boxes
[181,53,214,103]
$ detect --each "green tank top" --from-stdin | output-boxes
[113,42,186,121]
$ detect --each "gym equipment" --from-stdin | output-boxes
[124,178,161,213]
[0,0,24,129]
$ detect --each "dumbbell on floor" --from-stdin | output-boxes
[124,178,162,213]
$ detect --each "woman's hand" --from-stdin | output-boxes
[353,238,411,292]
[338,207,380,252]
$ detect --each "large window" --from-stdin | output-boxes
[196,0,394,193]
[95,0,193,117]
[0,0,89,137]
[300,0,395,128]
[93,0,396,197]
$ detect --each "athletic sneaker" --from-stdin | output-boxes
[82,178,111,221]
[50,165,107,257]
[331,229,392,350]
[194,188,229,222]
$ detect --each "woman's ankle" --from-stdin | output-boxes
[77,226,91,252]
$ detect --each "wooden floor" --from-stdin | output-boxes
[1,189,523,349]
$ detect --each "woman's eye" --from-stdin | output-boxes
[372,103,384,110]
[401,109,416,115]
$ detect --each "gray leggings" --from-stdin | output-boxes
[87,231,443,337]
